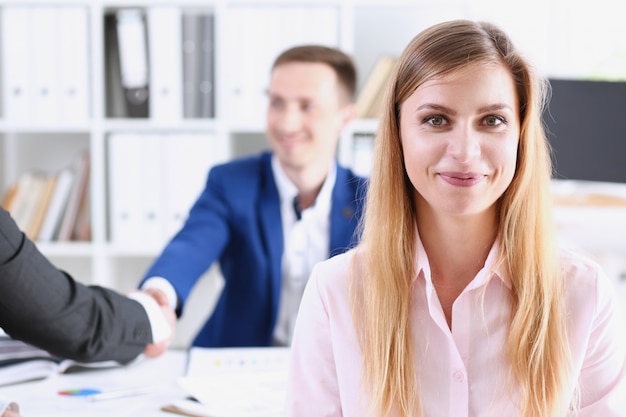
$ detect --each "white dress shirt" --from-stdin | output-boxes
[271,155,335,346]
[126,291,172,344]
[287,233,626,416]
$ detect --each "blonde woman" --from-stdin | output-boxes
[286,20,626,417]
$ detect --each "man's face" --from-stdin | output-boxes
[266,62,353,172]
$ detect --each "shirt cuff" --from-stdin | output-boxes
[127,292,172,344]
[140,276,178,311]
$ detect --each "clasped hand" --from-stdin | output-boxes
[139,287,177,358]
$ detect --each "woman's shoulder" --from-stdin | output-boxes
[558,247,619,316]
[309,249,359,294]
[559,248,603,282]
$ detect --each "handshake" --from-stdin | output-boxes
[130,287,178,359]
[0,289,176,417]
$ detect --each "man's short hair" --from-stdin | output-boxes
[272,45,357,102]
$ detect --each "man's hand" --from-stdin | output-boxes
[143,303,176,358]
[131,288,177,358]
[1,402,19,417]
[142,287,171,308]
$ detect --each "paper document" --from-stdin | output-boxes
[175,347,291,417]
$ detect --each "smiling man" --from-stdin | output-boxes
[139,45,368,348]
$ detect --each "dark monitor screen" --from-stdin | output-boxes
[543,78,626,183]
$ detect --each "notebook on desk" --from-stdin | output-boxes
[163,346,291,417]
[0,330,131,386]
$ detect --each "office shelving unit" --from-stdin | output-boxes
[1,0,625,297]
[0,0,468,289]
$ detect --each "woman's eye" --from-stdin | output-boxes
[484,115,505,126]
[425,115,447,126]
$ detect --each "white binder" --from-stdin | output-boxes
[136,134,166,248]
[148,6,183,121]
[58,6,90,122]
[108,133,145,246]
[31,7,60,122]
[162,132,228,240]
[116,9,149,117]
[1,7,32,122]
[224,6,340,128]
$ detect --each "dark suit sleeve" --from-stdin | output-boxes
[0,208,152,364]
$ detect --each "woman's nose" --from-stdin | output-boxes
[448,126,480,162]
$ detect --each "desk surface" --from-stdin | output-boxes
[0,350,188,417]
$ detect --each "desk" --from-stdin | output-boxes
[0,350,188,417]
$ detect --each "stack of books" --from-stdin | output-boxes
[1,151,90,242]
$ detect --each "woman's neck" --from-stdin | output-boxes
[417,203,498,327]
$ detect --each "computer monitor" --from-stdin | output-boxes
[543,78,626,183]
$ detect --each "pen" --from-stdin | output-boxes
[87,386,153,402]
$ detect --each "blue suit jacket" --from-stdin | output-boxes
[142,152,367,347]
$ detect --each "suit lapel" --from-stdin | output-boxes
[329,166,359,256]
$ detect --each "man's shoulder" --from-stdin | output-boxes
[210,152,272,184]
[213,151,270,172]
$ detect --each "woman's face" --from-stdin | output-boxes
[399,63,520,220]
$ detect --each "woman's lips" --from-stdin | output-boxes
[439,172,486,187]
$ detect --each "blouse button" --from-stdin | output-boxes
[453,370,465,382]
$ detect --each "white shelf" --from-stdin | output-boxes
[0,0,359,287]
[34,241,94,257]
[1,0,625,289]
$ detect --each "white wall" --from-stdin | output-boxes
[466,0,626,80]
[353,0,626,83]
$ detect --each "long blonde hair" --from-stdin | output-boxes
[350,20,571,417]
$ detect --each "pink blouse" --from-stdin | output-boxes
[286,238,626,416]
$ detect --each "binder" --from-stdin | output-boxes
[162,133,228,239]
[108,133,148,247]
[104,13,126,118]
[1,7,32,122]
[58,6,90,122]
[136,134,165,248]
[224,6,339,127]
[148,6,183,121]
[223,7,258,125]
[116,9,150,118]
[198,13,215,118]
[31,7,59,122]
[182,12,201,118]
[2,6,89,123]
